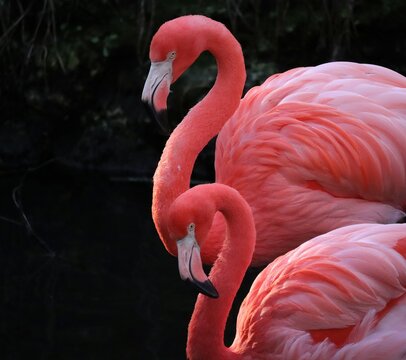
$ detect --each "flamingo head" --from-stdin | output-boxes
[141,16,208,133]
[167,185,219,298]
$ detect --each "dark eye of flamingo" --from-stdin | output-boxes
[167,51,176,60]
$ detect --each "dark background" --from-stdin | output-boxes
[1,1,406,359]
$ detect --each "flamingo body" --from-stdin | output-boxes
[232,224,406,359]
[167,184,406,359]
[214,63,406,262]
[143,16,406,266]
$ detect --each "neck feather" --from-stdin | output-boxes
[187,184,255,359]
[152,21,246,255]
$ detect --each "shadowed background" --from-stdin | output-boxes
[1,0,406,359]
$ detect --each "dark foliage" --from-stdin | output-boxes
[1,0,405,173]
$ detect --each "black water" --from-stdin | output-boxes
[1,162,260,359]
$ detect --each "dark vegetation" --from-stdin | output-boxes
[2,0,406,174]
[1,0,406,359]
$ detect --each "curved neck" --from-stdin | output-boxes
[187,184,256,359]
[152,22,246,255]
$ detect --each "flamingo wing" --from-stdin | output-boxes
[217,62,406,203]
[214,62,406,262]
[233,62,406,119]
[231,223,406,359]
[217,101,406,202]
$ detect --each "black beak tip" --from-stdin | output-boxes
[142,100,171,136]
[187,278,219,299]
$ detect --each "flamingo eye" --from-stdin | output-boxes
[187,223,195,234]
[167,51,176,60]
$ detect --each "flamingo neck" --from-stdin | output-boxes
[152,22,246,255]
[187,184,256,359]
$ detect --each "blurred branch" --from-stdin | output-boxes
[225,0,251,32]
[0,214,23,227]
[322,0,355,60]
[0,1,32,52]
[136,0,155,66]
[12,159,56,256]
[0,0,65,93]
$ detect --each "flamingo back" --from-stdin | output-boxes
[215,62,406,263]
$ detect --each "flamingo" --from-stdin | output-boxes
[168,183,406,359]
[142,15,406,266]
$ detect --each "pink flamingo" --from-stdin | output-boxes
[168,183,406,359]
[142,15,406,266]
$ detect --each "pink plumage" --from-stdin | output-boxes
[216,65,406,262]
[233,223,406,359]
[142,15,406,266]
[168,184,406,360]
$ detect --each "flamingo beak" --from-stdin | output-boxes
[141,60,173,134]
[177,229,219,299]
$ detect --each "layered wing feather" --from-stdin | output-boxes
[217,62,406,202]
[215,62,406,262]
[231,223,406,359]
